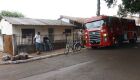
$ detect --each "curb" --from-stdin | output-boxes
[0,52,64,65]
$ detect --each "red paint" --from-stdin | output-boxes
[84,15,137,48]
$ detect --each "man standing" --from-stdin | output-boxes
[34,32,41,55]
[43,35,50,51]
[77,29,82,41]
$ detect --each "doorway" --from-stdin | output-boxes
[48,28,54,42]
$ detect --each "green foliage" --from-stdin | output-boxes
[117,4,128,17]
[122,0,140,13]
[104,0,117,8]
[104,0,140,16]
[0,10,24,20]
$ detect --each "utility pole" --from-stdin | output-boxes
[97,0,100,16]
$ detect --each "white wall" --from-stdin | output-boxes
[0,35,3,51]
[0,19,13,35]
[13,25,73,44]
[53,26,72,41]
[0,19,12,51]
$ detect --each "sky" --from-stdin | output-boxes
[0,0,121,19]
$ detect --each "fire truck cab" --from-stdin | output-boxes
[84,15,137,48]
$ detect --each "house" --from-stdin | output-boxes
[0,17,75,55]
[58,15,87,29]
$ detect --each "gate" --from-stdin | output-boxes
[3,35,13,55]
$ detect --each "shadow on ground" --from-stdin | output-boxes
[89,42,140,50]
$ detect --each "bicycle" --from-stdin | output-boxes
[47,40,54,51]
[64,40,82,54]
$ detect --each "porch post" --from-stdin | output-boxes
[12,34,17,56]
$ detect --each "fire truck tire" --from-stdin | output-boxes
[91,46,98,49]
[129,39,134,44]
[114,38,118,46]
[129,34,137,44]
[114,37,122,47]
[114,41,119,47]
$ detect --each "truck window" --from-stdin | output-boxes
[85,20,104,29]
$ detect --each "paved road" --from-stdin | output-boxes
[0,42,140,80]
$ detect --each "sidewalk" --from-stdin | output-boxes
[30,49,65,57]
[0,49,65,65]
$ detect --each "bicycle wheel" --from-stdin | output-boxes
[49,44,53,51]
[64,43,70,54]
[74,43,81,52]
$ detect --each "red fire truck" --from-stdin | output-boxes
[84,15,137,48]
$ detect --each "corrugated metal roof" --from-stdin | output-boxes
[3,17,74,26]
[59,15,87,24]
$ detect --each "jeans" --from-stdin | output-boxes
[44,43,49,51]
[35,42,42,51]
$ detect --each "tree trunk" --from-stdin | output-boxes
[138,13,140,25]
[97,0,100,16]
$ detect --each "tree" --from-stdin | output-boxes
[0,10,24,20]
[122,0,140,14]
[117,4,128,17]
[96,0,117,16]
[97,0,100,16]
[104,0,117,8]
[104,0,140,17]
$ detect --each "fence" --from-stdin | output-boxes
[0,31,82,54]
[14,34,67,54]
[0,31,83,55]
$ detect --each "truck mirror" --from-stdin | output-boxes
[102,22,106,26]
[82,25,86,30]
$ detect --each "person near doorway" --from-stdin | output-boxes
[76,29,82,41]
[43,35,50,51]
[34,32,42,55]
[75,29,85,47]
[80,29,85,48]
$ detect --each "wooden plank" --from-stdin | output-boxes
[3,35,13,55]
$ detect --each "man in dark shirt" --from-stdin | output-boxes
[43,36,50,51]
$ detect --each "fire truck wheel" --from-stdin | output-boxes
[91,46,98,49]
[129,39,134,44]
[134,35,137,42]
[129,35,137,44]
[114,38,121,47]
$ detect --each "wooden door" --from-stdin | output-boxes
[3,35,13,55]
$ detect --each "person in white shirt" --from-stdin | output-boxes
[75,29,82,41]
[34,32,41,54]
